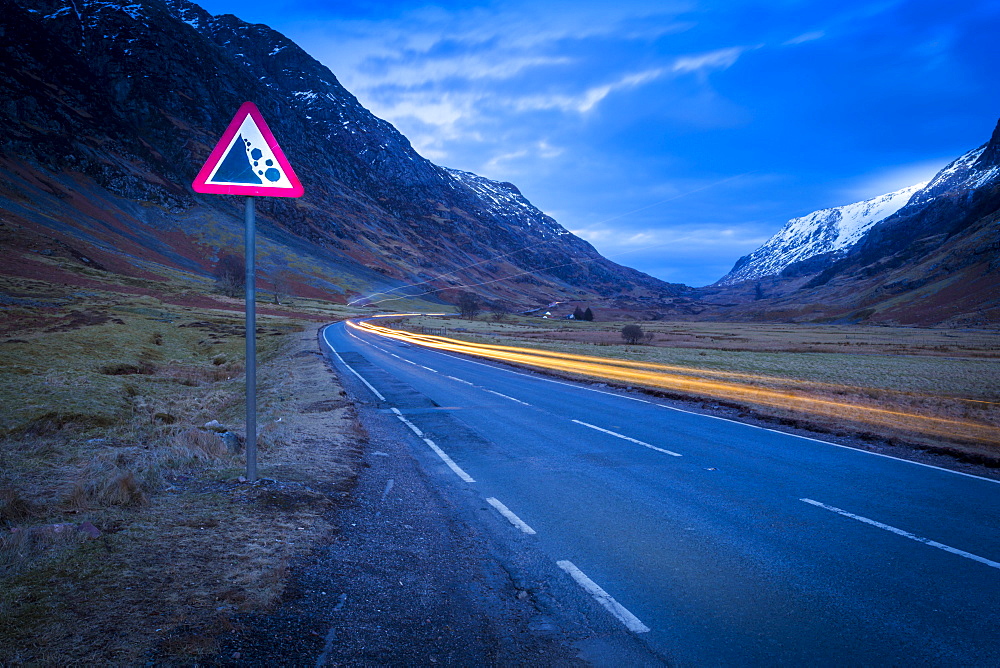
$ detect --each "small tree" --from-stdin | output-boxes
[214,253,245,297]
[572,306,585,320]
[489,300,510,322]
[268,268,294,305]
[457,291,481,320]
[621,323,644,345]
[583,307,594,321]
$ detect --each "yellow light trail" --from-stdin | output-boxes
[351,319,1000,446]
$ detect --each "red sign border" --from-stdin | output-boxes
[192,101,304,198]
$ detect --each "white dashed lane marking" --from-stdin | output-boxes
[801,498,1000,571]
[557,560,650,633]
[572,420,682,457]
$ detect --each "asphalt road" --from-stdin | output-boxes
[322,320,1000,666]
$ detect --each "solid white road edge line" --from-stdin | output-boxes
[486,497,537,534]
[556,560,650,633]
[572,419,682,457]
[422,437,475,483]
[801,498,1000,570]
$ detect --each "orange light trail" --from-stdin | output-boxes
[350,319,1000,446]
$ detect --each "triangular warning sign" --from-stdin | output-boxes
[192,102,304,198]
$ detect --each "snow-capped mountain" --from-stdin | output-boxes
[719,124,1000,289]
[718,183,925,286]
[701,118,1000,326]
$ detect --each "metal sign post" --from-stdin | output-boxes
[191,101,304,483]
[244,196,257,481]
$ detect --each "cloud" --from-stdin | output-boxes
[482,141,564,173]
[783,30,825,46]
[671,46,745,73]
[513,47,747,114]
[569,221,771,286]
[572,223,768,256]
[358,54,575,88]
[513,67,667,113]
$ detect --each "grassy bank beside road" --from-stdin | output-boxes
[0,274,364,664]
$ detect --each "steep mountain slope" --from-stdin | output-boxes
[718,183,924,286]
[0,0,679,308]
[699,119,1000,326]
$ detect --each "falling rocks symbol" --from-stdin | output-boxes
[214,134,263,185]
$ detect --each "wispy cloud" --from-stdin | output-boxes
[671,46,745,73]
[483,141,565,172]
[513,68,667,113]
[783,30,825,46]
[512,47,747,114]
[292,3,720,127]
[571,221,771,285]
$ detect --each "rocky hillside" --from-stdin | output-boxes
[0,0,680,309]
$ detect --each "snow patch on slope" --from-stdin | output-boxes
[444,167,569,238]
[718,182,924,285]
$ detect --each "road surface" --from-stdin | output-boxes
[322,320,1000,665]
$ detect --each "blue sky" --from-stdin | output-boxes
[198,0,1000,286]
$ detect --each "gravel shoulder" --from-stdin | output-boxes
[207,329,596,666]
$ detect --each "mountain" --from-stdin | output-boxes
[0,0,679,310]
[717,183,925,286]
[699,119,1000,326]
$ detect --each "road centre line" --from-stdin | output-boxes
[350,326,1000,487]
[486,497,536,534]
[556,560,650,633]
[572,420,682,457]
[801,498,1000,570]
[485,389,531,406]
[446,375,474,385]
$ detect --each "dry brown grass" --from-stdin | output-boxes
[0,276,362,664]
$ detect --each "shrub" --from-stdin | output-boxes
[621,324,644,345]
[489,300,510,322]
[214,254,246,297]
[457,292,481,320]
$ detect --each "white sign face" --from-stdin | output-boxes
[204,114,295,189]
